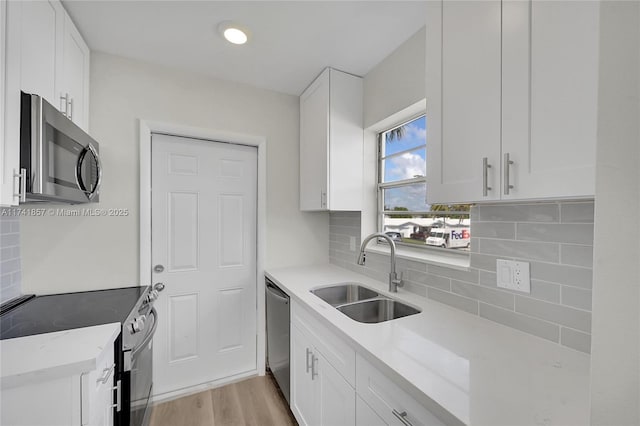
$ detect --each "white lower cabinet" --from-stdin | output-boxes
[1,342,116,426]
[291,302,356,426]
[356,395,386,426]
[356,354,444,426]
[290,300,446,426]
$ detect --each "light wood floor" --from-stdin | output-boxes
[148,375,297,426]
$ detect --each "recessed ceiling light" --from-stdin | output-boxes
[218,21,250,45]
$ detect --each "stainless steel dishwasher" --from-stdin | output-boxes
[265,278,290,403]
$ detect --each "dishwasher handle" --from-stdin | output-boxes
[266,281,289,304]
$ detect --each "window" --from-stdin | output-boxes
[378,115,471,251]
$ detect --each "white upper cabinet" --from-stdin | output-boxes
[426,0,599,204]
[1,0,90,206]
[300,68,363,211]
[59,12,90,130]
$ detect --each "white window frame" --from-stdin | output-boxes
[361,101,471,269]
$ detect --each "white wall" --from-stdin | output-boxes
[363,27,425,128]
[590,1,640,424]
[20,52,328,294]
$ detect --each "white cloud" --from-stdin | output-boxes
[403,122,426,142]
[387,152,426,181]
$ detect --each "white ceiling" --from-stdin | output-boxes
[62,1,427,95]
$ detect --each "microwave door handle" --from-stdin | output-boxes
[76,144,102,201]
[87,144,102,201]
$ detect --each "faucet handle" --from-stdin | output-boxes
[393,272,404,287]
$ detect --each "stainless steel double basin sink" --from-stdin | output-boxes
[310,283,420,324]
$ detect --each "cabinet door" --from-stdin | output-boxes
[426,0,502,204]
[316,350,355,426]
[291,324,317,426]
[60,13,90,131]
[356,395,387,426]
[501,0,599,199]
[18,0,64,107]
[82,349,115,426]
[300,69,329,211]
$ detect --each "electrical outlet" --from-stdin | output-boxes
[496,259,531,293]
[349,236,356,251]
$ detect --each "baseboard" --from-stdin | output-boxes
[149,369,260,405]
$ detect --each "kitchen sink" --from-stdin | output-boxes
[337,299,421,324]
[310,283,379,307]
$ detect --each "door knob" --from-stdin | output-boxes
[153,264,164,273]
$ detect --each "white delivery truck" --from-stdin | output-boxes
[426,227,470,249]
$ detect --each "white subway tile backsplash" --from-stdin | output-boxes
[479,303,560,343]
[516,223,594,245]
[471,222,516,239]
[560,202,595,224]
[478,204,560,223]
[427,264,479,284]
[479,239,560,263]
[560,327,592,353]
[561,286,593,311]
[515,296,591,333]
[0,211,22,304]
[428,288,479,315]
[530,262,593,289]
[423,273,452,291]
[560,244,594,268]
[329,202,593,353]
[451,280,515,310]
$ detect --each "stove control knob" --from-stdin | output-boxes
[147,290,159,303]
[129,315,147,333]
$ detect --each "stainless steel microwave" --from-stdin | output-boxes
[20,92,101,204]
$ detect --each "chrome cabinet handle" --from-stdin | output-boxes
[311,354,318,380]
[69,97,74,121]
[306,348,312,373]
[320,190,326,208]
[504,153,514,195]
[482,157,492,197]
[97,363,115,385]
[392,409,414,426]
[110,379,121,412]
[14,168,26,203]
[60,93,69,116]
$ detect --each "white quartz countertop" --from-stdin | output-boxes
[266,264,590,426]
[0,323,121,388]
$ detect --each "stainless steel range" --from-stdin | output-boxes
[0,284,164,426]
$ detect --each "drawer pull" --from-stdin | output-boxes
[97,363,115,385]
[311,354,318,380]
[306,348,312,373]
[482,157,492,196]
[393,409,414,426]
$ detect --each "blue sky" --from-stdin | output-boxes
[383,116,428,211]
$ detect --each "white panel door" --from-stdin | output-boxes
[426,0,502,204]
[502,0,599,200]
[151,133,257,397]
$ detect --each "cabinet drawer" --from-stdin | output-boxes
[292,300,356,386]
[356,354,444,426]
[81,345,115,426]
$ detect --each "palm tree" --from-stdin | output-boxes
[385,125,406,142]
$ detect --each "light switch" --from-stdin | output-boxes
[496,259,530,293]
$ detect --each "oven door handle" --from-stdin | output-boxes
[132,308,158,358]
